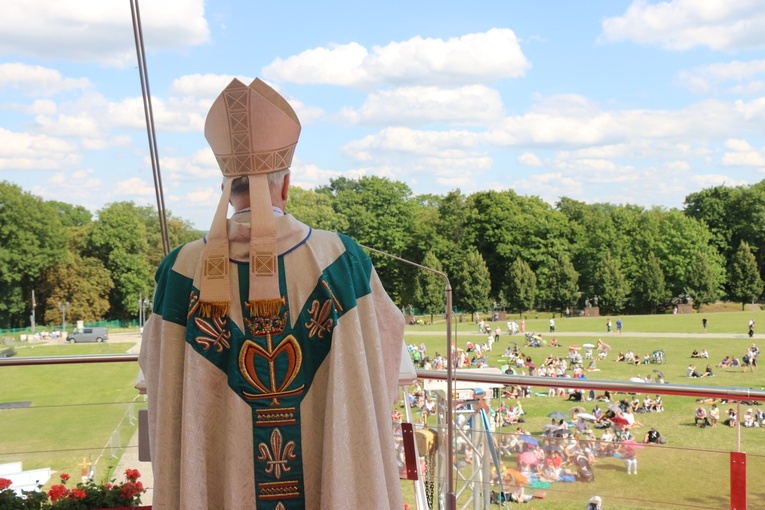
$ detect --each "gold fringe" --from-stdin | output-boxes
[246,297,285,317]
[199,301,230,318]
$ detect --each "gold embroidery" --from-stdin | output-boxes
[257,429,297,480]
[204,256,227,279]
[256,407,297,427]
[321,280,343,312]
[275,503,286,510]
[194,316,231,352]
[187,292,200,320]
[259,480,299,499]
[253,253,275,276]
[239,335,304,405]
[305,299,333,339]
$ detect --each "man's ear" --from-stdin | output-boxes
[281,172,290,201]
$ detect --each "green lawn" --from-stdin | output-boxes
[402,310,765,509]
[2,312,763,508]
[0,343,143,483]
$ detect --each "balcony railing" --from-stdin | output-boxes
[3,355,764,509]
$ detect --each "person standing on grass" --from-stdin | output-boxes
[702,317,708,333]
[616,318,622,335]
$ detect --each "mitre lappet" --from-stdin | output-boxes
[200,77,301,319]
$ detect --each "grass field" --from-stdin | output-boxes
[401,309,765,509]
[0,342,143,484]
[2,310,764,508]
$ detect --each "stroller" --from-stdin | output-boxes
[574,453,595,482]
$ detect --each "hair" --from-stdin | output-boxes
[228,169,290,199]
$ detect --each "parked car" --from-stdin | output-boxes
[66,327,109,343]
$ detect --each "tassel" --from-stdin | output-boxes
[199,301,230,318]
[246,297,285,317]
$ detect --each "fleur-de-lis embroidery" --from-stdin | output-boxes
[276,503,286,510]
[305,299,333,339]
[257,429,296,479]
[194,316,231,352]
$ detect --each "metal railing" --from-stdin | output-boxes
[3,355,763,509]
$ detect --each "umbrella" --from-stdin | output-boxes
[570,406,586,414]
[611,416,630,426]
[629,377,645,383]
[548,411,568,420]
[607,403,622,412]
[544,423,559,430]
[653,369,665,378]
[583,343,595,348]
[518,451,539,465]
[503,467,529,486]
[576,413,597,421]
[519,435,539,446]
[569,345,581,350]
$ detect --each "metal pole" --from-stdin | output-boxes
[358,244,457,509]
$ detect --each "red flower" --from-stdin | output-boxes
[124,468,141,482]
[0,478,11,490]
[47,484,68,501]
[60,473,71,483]
[103,482,112,489]
[70,488,86,499]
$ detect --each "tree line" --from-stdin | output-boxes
[1,178,763,329]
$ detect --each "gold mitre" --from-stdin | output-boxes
[205,78,301,176]
[199,78,301,319]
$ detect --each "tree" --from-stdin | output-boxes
[687,252,723,311]
[631,252,669,313]
[0,182,68,328]
[505,257,537,315]
[454,248,491,314]
[85,202,153,320]
[728,241,764,310]
[546,253,580,314]
[42,255,114,324]
[319,176,416,303]
[413,251,445,322]
[288,186,349,231]
[594,251,630,314]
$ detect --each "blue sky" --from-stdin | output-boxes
[1,0,764,228]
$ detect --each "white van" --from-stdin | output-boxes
[66,327,109,343]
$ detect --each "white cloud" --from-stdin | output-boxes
[263,28,530,87]
[601,0,765,51]
[517,153,542,166]
[338,85,504,126]
[30,169,102,205]
[691,173,750,188]
[0,0,210,66]
[115,177,155,196]
[515,172,584,201]
[677,59,765,94]
[0,127,81,170]
[0,63,91,96]
[721,137,765,166]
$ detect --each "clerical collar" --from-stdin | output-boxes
[232,206,284,217]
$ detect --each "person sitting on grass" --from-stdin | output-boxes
[643,427,662,444]
[718,356,731,367]
[688,365,703,378]
[691,349,701,358]
[743,409,757,428]
[695,407,711,428]
[725,408,737,427]
[704,364,714,377]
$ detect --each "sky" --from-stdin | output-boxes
[1,0,764,229]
